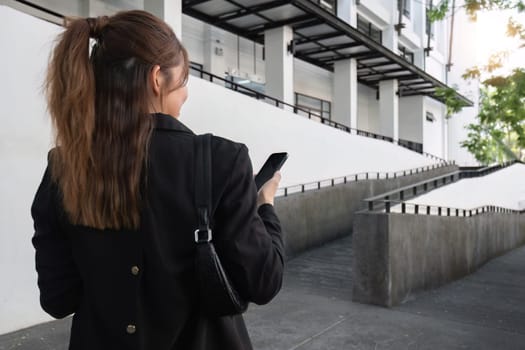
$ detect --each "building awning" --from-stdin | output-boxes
[183,0,473,106]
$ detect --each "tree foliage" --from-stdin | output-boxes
[461,70,525,163]
[435,86,467,117]
[428,0,525,163]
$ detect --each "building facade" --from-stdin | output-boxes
[3,0,479,164]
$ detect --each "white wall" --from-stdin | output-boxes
[294,59,333,102]
[423,98,446,158]
[182,76,440,188]
[181,14,205,65]
[399,96,424,143]
[0,6,59,334]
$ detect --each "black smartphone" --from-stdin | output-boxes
[254,152,288,190]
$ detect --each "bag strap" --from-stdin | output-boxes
[194,134,213,243]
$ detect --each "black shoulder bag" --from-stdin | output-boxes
[194,134,248,317]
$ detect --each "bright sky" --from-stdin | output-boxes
[475,10,525,75]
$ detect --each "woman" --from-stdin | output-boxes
[31,10,284,350]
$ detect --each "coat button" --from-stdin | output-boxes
[131,266,140,276]
[126,324,136,334]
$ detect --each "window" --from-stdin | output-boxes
[398,45,414,64]
[356,15,382,44]
[426,111,435,122]
[315,0,337,14]
[225,75,266,98]
[295,92,331,120]
[398,0,411,18]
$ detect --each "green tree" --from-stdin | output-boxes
[461,71,525,163]
[429,0,525,164]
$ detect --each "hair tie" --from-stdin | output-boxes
[86,16,109,40]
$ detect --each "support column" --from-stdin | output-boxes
[332,0,357,128]
[203,27,226,78]
[144,0,182,39]
[333,60,357,129]
[379,80,399,140]
[264,26,294,106]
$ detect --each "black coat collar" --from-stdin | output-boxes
[153,113,194,134]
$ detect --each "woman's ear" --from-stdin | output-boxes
[150,65,162,96]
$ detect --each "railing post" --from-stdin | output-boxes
[426,206,430,215]
[402,203,406,213]
[456,209,459,216]
[318,182,321,190]
[386,201,391,213]
[447,208,450,216]
[415,204,419,214]
[284,188,288,196]
[438,207,442,216]
[301,185,305,193]
[344,176,347,184]
[369,201,373,211]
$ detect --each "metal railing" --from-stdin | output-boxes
[190,65,443,162]
[363,160,523,216]
[276,160,456,197]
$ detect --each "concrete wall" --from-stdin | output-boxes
[275,165,458,258]
[353,211,525,307]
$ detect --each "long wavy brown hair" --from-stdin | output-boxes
[45,10,189,230]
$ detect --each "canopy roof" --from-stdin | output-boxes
[183,0,473,106]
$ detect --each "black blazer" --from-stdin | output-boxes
[31,113,284,350]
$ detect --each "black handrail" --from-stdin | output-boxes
[363,160,523,216]
[189,65,445,162]
[276,161,456,197]
[14,0,64,20]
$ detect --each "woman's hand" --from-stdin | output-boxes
[257,171,281,207]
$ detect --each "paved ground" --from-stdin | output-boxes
[1,235,525,350]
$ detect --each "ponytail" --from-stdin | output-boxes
[45,11,188,230]
[45,17,101,227]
